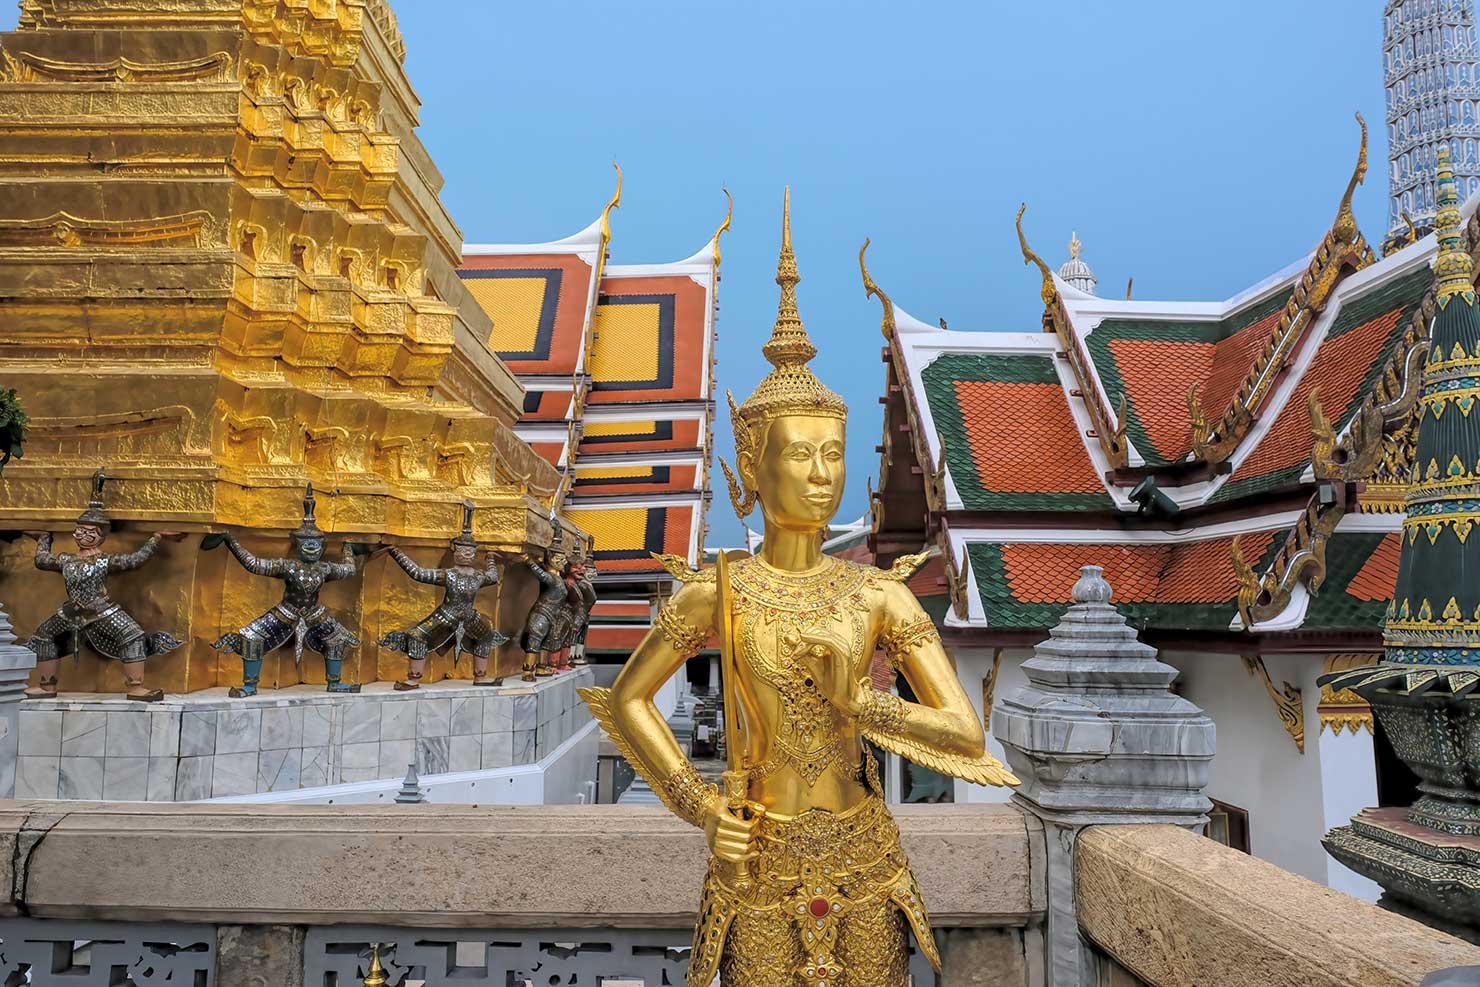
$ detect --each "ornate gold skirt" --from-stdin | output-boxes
[688,795,938,987]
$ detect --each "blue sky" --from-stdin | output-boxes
[2,2,1390,547]
[400,1,1385,548]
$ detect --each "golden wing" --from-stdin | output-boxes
[578,686,689,819]
[651,552,715,583]
[862,725,1020,788]
[882,550,930,582]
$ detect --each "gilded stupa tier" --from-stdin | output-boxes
[0,0,585,692]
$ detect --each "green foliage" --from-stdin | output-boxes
[0,388,27,472]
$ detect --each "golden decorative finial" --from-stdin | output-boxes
[1069,230,1082,259]
[1434,144,1474,306]
[719,189,847,519]
[712,186,733,269]
[859,237,896,341]
[763,186,814,366]
[1125,276,1133,301]
[1331,113,1368,245]
[1402,210,1419,243]
[1016,204,1056,307]
[599,160,622,244]
[363,944,388,987]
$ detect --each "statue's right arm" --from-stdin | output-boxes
[388,547,444,586]
[598,580,718,828]
[32,534,60,572]
[224,533,282,577]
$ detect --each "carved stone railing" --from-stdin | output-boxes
[1076,824,1480,987]
[0,800,1042,986]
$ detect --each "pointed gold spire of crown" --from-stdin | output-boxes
[731,188,846,429]
[720,189,846,519]
[761,187,817,366]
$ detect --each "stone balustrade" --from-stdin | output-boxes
[1076,824,1480,987]
[0,799,1468,986]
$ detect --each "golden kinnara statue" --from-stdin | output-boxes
[581,191,1017,986]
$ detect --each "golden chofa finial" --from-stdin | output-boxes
[1069,230,1082,259]
[1434,143,1475,307]
[1331,112,1368,245]
[1016,203,1056,307]
[599,160,622,244]
[712,186,733,269]
[859,238,896,341]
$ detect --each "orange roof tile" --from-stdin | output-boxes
[588,274,709,404]
[1234,308,1406,482]
[1346,532,1403,601]
[954,380,1105,494]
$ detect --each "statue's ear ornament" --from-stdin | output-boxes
[719,455,756,520]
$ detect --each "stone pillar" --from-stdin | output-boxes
[0,604,35,799]
[992,566,1215,987]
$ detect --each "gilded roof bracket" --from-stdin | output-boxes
[859,238,897,341]
[1319,654,1375,736]
[1242,655,1306,754]
[1190,114,1375,465]
[1234,489,1345,628]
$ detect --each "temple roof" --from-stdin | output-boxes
[952,522,1396,636]
[459,191,724,583]
[869,136,1479,642]
[889,237,1440,517]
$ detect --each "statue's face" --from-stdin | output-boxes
[74,524,104,550]
[297,537,324,563]
[744,415,845,533]
[452,543,477,567]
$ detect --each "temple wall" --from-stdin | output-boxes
[1161,649,1380,900]
[955,645,1032,807]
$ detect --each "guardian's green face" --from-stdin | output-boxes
[297,537,324,563]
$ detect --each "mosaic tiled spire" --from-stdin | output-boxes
[1386,146,1480,664]
[1384,0,1480,246]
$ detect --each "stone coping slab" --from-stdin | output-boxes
[20,667,587,713]
[1077,823,1480,987]
[0,801,1042,929]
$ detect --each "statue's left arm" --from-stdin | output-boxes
[108,534,162,572]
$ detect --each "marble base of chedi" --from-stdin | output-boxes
[15,669,592,801]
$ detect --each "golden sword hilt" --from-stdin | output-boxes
[721,767,761,888]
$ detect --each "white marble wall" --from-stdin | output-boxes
[16,669,593,802]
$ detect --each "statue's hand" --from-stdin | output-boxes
[155,531,187,541]
[200,533,229,551]
[703,796,760,864]
[798,634,867,716]
[23,531,48,541]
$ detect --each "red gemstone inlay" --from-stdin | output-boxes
[809,897,830,917]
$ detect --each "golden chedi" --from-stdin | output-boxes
[0,0,581,693]
[582,192,1017,987]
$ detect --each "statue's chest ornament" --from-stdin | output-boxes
[730,559,874,787]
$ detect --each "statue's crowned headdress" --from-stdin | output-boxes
[720,189,847,518]
[77,468,110,531]
[452,500,477,548]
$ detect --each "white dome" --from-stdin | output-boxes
[1057,231,1098,295]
